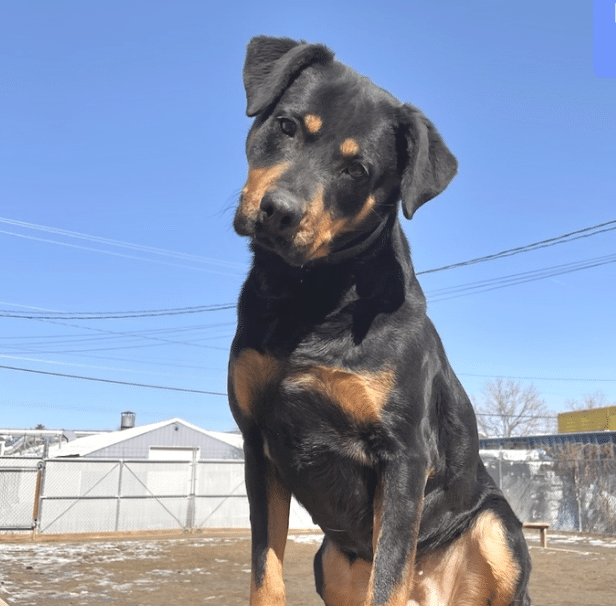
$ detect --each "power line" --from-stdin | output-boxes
[426,253,616,302]
[0,364,227,395]
[3,216,614,280]
[417,219,616,276]
[3,362,614,396]
[0,303,235,320]
[4,225,612,319]
[475,413,557,419]
[460,373,616,383]
[0,217,247,274]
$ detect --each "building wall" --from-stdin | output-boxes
[87,425,242,460]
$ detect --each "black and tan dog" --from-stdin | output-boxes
[228,36,532,606]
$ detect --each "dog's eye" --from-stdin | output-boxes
[278,118,297,137]
[346,161,368,180]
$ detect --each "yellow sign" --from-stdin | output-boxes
[558,406,616,433]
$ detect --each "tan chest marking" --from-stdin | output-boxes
[288,366,395,423]
[231,349,281,417]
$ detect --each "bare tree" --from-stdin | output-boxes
[472,378,553,437]
[565,390,612,411]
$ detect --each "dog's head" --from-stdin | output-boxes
[234,36,458,266]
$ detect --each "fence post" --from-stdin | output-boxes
[31,459,45,539]
[575,459,583,533]
[498,444,503,490]
[115,460,124,532]
[187,452,197,531]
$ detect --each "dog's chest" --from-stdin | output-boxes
[231,347,395,429]
[232,349,393,550]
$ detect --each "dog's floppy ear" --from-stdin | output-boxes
[398,104,458,220]
[243,36,334,117]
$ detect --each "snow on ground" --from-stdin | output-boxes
[288,533,324,544]
[1,532,614,605]
[0,537,243,605]
[479,449,548,461]
[540,532,616,549]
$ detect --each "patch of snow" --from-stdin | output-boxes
[480,449,547,462]
[288,533,324,544]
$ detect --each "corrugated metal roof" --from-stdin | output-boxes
[47,418,243,458]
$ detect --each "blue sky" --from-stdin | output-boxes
[1,1,615,432]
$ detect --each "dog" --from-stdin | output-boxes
[228,36,532,606]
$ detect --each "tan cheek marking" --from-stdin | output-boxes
[292,187,350,261]
[239,163,290,220]
[293,192,378,261]
[289,366,395,423]
[304,114,323,134]
[353,195,376,225]
[231,349,280,417]
[340,138,360,156]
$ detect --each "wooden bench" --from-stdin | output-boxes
[523,522,549,548]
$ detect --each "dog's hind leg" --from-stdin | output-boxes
[409,509,530,606]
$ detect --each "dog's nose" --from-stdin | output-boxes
[258,193,302,233]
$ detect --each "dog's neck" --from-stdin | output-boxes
[240,215,425,351]
[247,213,419,305]
[319,214,391,265]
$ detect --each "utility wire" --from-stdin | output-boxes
[3,216,614,278]
[2,361,613,393]
[0,364,227,395]
[417,219,616,275]
[1,219,614,317]
[426,253,616,302]
[0,303,235,320]
[460,373,616,383]
[0,217,246,272]
[2,219,614,398]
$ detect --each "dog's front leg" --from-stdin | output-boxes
[244,435,291,606]
[368,454,428,606]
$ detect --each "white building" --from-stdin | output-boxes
[46,418,243,460]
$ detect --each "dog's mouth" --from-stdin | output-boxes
[247,214,389,266]
[252,229,308,266]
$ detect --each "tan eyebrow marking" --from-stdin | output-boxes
[304,114,323,134]
[340,138,360,156]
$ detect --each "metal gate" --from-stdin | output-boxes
[0,457,42,531]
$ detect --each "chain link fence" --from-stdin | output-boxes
[1,449,615,536]
[1,458,314,535]
[0,457,41,531]
[482,442,616,535]
[36,459,249,534]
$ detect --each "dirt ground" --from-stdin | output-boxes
[1,530,615,606]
